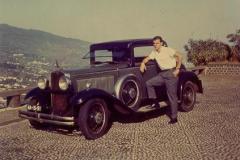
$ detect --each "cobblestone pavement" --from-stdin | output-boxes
[0,75,240,160]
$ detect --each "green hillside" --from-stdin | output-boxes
[0,24,90,67]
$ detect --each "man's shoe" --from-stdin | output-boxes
[146,103,159,109]
[152,99,160,108]
[168,118,178,124]
[149,102,160,109]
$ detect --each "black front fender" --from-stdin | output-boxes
[71,88,134,115]
[24,87,51,107]
[25,87,41,100]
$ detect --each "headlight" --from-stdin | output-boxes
[37,77,48,90]
[59,76,71,91]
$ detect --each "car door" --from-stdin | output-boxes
[133,45,158,82]
[131,45,159,99]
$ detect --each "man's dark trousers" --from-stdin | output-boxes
[146,69,179,119]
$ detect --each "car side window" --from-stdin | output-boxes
[112,49,130,62]
[134,46,154,64]
[94,50,112,62]
[91,49,130,64]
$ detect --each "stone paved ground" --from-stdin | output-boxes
[0,75,240,160]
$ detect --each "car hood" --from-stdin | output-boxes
[63,63,129,76]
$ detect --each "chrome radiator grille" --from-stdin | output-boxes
[51,71,68,115]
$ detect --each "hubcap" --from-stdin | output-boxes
[183,86,194,106]
[129,88,137,99]
[121,80,139,108]
[94,112,103,124]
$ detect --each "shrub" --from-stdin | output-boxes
[184,39,230,66]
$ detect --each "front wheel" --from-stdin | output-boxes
[179,81,196,112]
[78,98,110,140]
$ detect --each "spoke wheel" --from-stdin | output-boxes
[78,98,110,140]
[87,103,105,134]
[117,77,142,111]
[121,80,139,107]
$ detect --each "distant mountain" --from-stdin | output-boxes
[0,24,90,67]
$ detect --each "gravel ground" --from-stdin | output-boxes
[0,75,240,160]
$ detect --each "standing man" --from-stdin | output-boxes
[140,36,182,124]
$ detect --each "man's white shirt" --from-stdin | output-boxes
[148,46,176,70]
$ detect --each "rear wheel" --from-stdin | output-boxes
[78,98,110,140]
[179,81,196,112]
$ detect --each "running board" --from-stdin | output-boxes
[137,100,180,113]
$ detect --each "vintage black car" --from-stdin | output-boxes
[19,38,203,140]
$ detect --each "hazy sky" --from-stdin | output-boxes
[0,0,240,52]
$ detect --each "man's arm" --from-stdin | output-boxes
[173,51,182,76]
[174,51,182,69]
[140,56,151,73]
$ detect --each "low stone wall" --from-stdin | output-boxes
[206,63,240,75]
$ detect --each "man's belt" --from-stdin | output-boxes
[161,67,175,72]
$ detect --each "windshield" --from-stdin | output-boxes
[83,48,130,64]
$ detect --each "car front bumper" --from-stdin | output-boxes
[19,110,75,126]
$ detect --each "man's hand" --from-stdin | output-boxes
[140,56,150,73]
[140,63,147,73]
[173,69,180,77]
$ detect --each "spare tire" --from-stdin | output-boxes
[115,76,142,111]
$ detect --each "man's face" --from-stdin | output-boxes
[153,39,162,51]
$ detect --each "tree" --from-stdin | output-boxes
[184,39,230,66]
[227,29,240,62]
[227,29,240,46]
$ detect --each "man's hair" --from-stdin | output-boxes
[152,36,163,42]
